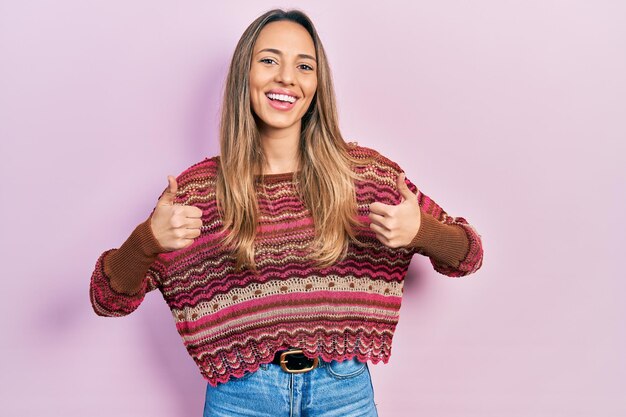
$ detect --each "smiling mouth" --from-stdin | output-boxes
[265,92,298,104]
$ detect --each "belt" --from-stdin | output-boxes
[271,348,319,374]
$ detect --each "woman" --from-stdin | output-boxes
[89,8,483,417]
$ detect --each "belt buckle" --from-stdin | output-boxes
[279,349,319,374]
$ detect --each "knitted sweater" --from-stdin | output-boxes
[89,145,483,386]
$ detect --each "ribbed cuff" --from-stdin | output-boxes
[103,217,165,295]
[409,209,470,268]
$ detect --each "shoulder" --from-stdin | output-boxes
[346,142,404,177]
[176,156,220,183]
[347,143,416,204]
[174,156,220,205]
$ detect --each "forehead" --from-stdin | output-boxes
[253,20,316,56]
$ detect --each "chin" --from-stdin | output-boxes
[256,114,301,131]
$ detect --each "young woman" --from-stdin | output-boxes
[89,9,483,417]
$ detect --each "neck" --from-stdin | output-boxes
[259,122,301,174]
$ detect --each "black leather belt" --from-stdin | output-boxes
[271,348,319,374]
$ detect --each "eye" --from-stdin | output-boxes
[298,64,314,71]
[259,58,277,65]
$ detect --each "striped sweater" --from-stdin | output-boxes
[89,145,483,386]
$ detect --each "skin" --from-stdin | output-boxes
[149,20,421,251]
[368,173,422,248]
[249,20,318,174]
[150,176,203,251]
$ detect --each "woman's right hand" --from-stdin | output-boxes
[150,175,203,251]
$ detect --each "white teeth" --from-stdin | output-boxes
[266,93,297,103]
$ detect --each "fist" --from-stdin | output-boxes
[368,173,422,248]
[150,175,203,251]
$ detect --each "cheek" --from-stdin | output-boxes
[248,73,263,109]
[248,68,264,93]
[304,79,318,101]
[248,94,262,120]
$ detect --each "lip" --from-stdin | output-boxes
[265,88,300,99]
[264,88,300,111]
[265,94,296,111]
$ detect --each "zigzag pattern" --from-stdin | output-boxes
[89,145,483,386]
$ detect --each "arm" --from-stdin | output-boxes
[407,179,483,277]
[89,217,167,317]
[89,175,203,317]
[368,171,483,277]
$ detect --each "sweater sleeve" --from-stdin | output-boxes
[89,216,168,317]
[404,177,484,277]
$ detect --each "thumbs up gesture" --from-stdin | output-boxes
[150,176,203,251]
[368,173,422,248]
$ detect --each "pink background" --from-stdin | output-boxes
[1,1,625,416]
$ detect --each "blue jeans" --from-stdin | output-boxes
[203,358,379,417]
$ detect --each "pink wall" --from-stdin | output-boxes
[1,1,624,416]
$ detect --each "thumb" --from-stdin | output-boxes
[397,172,416,202]
[157,175,177,206]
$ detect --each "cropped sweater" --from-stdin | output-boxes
[89,145,483,386]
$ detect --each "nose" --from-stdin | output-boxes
[275,64,295,85]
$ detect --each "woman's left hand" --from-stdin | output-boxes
[368,173,422,248]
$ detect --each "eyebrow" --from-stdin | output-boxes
[256,48,317,62]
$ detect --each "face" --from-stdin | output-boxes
[249,20,318,135]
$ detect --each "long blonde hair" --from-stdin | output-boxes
[216,9,368,271]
